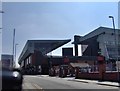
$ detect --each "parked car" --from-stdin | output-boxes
[1,67,23,90]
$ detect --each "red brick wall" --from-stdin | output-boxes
[104,72,119,82]
[77,72,120,82]
[78,72,99,80]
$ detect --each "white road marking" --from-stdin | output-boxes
[23,82,43,90]
[23,83,35,89]
[33,83,43,89]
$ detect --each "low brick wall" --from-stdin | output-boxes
[77,72,120,82]
[104,72,119,82]
[77,72,99,80]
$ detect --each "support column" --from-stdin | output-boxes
[74,35,81,56]
[75,44,78,56]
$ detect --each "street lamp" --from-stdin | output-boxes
[14,43,18,68]
[109,16,115,31]
[0,10,4,13]
[109,15,119,82]
[0,10,4,32]
[0,28,2,33]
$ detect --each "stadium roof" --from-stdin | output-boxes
[18,39,71,64]
[72,27,120,44]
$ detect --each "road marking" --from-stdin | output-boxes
[23,83,35,89]
[33,83,43,90]
[23,82,43,90]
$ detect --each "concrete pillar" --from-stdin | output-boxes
[74,44,78,56]
[74,35,81,56]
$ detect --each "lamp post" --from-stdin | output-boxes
[14,43,18,68]
[109,16,115,32]
[0,10,4,32]
[0,10,4,13]
[109,16,119,82]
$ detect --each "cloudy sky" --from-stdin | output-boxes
[1,1,119,66]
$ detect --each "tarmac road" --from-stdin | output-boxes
[22,75,119,91]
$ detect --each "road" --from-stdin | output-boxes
[22,75,119,90]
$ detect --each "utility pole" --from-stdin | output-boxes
[14,43,18,68]
[12,29,15,68]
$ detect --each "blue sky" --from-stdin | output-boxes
[1,2,118,65]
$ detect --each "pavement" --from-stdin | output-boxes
[70,78,120,87]
[31,75,120,87]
